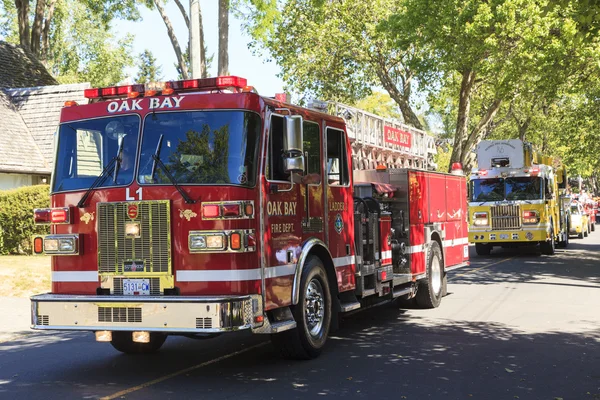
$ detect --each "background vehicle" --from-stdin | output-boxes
[468,140,569,256]
[30,77,468,359]
[569,201,588,239]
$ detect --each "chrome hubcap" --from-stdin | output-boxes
[431,256,442,295]
[305,279,325,337]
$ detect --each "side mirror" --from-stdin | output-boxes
[284,155,305,173]
[283,116,303,155]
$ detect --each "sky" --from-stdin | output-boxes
[119,2,285,97]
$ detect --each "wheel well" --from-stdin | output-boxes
[430,231,444,266]
[307,245,339,299]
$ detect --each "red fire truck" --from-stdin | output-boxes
[31,76,468,359]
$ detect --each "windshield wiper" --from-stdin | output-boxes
[150,134,164,182]
[151,153,196,204]
[77,156,118,208]
[112,136,125,183]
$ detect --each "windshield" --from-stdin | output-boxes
[505,177,542,200]
[471,178,504,202]
[52,115,140,192]
[471,177,543,202]
[138,111,260,187]
[570,205,580,215]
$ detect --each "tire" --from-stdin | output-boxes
[475,243,492,256]
[584,229,588,238]
[578,231,584,239]
[592,223,596,232]
[271,257,332,359]
[415,241,444,309]
[540,227,555,255]
[558,230,569,248]
[110,332,167,354]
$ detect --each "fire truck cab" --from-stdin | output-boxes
[31,77,468,359]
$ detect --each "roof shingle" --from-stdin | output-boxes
[0,41,58,88]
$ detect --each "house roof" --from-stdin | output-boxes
[0,91,48,174]
[6,83,90,167]
[0,41,58,88]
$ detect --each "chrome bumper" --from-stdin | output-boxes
[31,294,263,333]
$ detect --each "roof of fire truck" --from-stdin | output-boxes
[71,75,344,123]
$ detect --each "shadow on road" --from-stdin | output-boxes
[1,307,598,400]
[459,237,600,286]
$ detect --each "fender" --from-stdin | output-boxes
[291,238,334,305]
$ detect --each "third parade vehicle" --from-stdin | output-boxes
[31,76,468,359]
[468,139,568,256]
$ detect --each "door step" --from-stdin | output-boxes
[392,286,413,299]
[269,320,297,333]
[339,301,361,312]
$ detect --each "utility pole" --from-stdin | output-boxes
[189,0,201,78]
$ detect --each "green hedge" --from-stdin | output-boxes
[0,185,50,254]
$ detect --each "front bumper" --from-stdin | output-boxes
[31,294,263,333]
[469,228,549,244]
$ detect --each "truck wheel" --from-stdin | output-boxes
[415,241,444,309]
[558,231,569,248]
[110,332,167,354]
[592,223,595,232]
[475,243,492,256]
[578,231,584,239]
[584,228,588,238]
[271,257,332,359]
[540,228,555,255]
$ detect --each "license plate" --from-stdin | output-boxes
[123,279,150,296]
[499,234,509,240]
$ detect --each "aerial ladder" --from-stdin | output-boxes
[309,100,437,171]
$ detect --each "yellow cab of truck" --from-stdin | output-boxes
[468,140,568,256]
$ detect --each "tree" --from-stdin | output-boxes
[9,0,140,62]
[239,0,425,129]
[218,0,229,75]
[352,91,402,120]
[136,49,163,83]
[387,0,592,171]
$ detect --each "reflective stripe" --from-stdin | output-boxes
[264,264,296,279]
[381,250,392,259]
[333,255,355,268]
[52,271,98,282]
[177,269,261,282]
[177,264,297,282]
[442,237,470,247]
[407,245,424,254]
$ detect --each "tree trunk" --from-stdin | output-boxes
[31,0,46,56]
[375,66,423,130]
[154,0,189,80]
[14,0,31,50]
[41,0,57,63]
[450,69,476,169]
[198,2,207,78]
[460,98,503,171]
[174,0,189,29]
[218,0,229,76]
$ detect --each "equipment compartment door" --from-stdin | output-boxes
[325,126,355,292]
[427,173,447,223]
[445,175,467,266]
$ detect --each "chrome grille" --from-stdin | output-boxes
[38,315,49,325]
[98,307,142,323]
[491,205,521,230]
[113,277,161,296]
[196,317,213,329]
[98,201,171,274]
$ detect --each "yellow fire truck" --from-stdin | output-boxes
[468,140,568,256]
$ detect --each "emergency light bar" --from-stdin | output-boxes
[84,76,249,100]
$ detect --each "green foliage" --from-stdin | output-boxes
[0,185,50,255]
[353,92,402,119]
[136,49,163,83]
[434,144,453,173]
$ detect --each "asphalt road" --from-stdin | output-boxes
[1,232,599,400]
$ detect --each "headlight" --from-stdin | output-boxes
[190,235,207,249]
[59,238,75,252]
[44,238,59,252]
[206,235,224,249]
[473,212,489,226]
